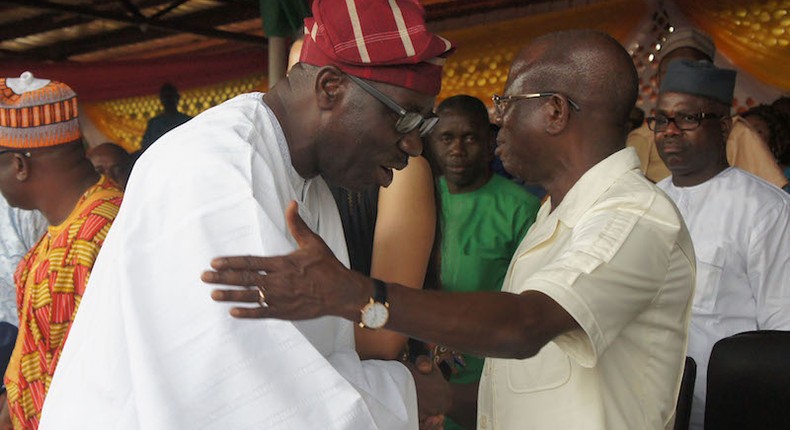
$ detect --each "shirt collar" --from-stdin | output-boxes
[664,167,734,192]
[261,95,312,201]
[549,147,641,227]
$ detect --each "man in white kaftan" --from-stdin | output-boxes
[40,93,417,429]
[40,0,456,428]
[654,60,790,430]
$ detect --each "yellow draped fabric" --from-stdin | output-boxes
[676,0,790,91]
[82,1,789,150]
[82,74,265,152]
[437,0,648,106]
[82,0,647,150]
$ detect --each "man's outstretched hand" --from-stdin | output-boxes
[202,201,369,321]
[204,202,455,428]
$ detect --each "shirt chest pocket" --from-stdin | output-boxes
[506,342,571,393]
[693,243,725,312]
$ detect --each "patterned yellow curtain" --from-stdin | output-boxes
[437,0,649,106]
[82,74,266,152]
[85,0,648,151]
[676,0,790,91]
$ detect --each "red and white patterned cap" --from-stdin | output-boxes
[300,0,454,96]
[0,71,80,149]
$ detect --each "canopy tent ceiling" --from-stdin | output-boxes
[0,0,541,62]
[3,0,785,153]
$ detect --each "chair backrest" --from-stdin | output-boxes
[705,330,790,430]
[0,321,18,375]
[674,356,696,430]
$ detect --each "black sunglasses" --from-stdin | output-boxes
[345,73,438,137]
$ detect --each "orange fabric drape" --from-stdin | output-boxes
[437,0,649,106]
[676,0,790,91]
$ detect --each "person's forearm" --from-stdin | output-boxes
[355,155,436,360]
[340,276,568,360]
[355,328,407,360]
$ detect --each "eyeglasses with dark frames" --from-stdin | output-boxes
[345,73,438,137]
[492,93,581,115]
[0,149,31,158]
[646,112,725,132]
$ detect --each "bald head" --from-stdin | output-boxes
[509,30,638,133]
[494,30,638,198]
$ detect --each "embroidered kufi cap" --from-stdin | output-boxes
[660,60,736,105]
[299,0,455,96]
[662,27,716,61]
[0,71,80,149]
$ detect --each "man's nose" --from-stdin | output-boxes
[447,138,466,156]
[662,118,683,136]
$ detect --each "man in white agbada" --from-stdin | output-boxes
[652,60,790,430]
[40,0,454,428]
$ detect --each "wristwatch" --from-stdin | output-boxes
[359,279,390,329]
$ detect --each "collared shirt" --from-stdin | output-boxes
[478,148,696,430]
[658,167,790,430]
[41,93,418,430]
[0,195,47,326]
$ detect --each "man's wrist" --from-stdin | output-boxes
[341,273,377,322]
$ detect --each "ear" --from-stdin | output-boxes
[11,153,31,181]
[544,95,571,135]
[314,66,346,110]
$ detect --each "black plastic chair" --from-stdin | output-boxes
[0,322,18,377]
[705,330,790,430]
[674,356,696,430]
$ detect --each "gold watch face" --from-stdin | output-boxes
[361,302,389,329]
